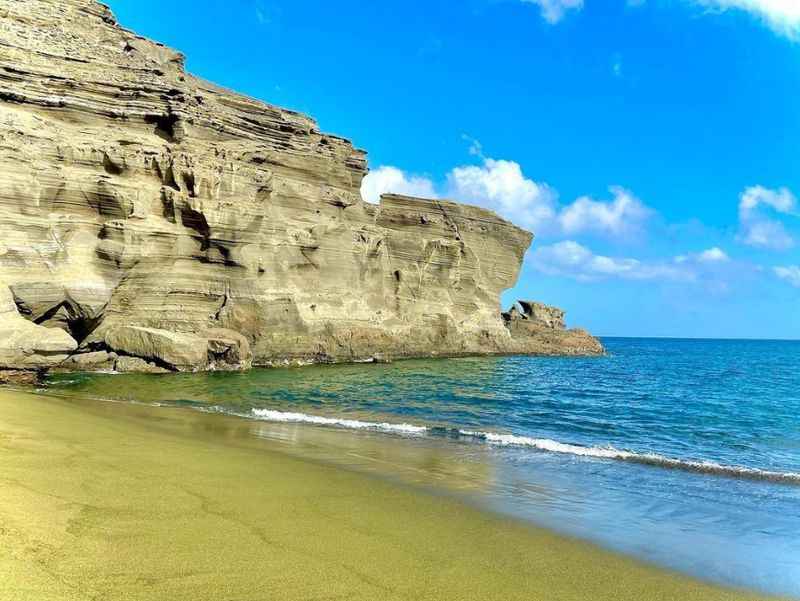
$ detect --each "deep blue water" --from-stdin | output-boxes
[48,338,800,597]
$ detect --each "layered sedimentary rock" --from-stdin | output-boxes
[0,0,602,374]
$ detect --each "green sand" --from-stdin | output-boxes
[0,390,779,601]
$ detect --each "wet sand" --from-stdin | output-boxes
[0,389,780,601]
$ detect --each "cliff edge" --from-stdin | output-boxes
[0,0,603,375]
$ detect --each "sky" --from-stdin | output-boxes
[105,0,800,339]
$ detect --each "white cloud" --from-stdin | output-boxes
[774,265,800,287]
[446,158,558,230]
[558,186,652,238]
[364,154,654,239]
[360,166,437,204]
[521,0,584,23]
[737,186,797,250]
[698,247,730,262]
[531,241,694,282]
[741,219,794,250]
[739,185,796,218]
[694,0,800,38]
[676,247,730,263]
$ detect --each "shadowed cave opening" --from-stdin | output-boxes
[181,207,211,243]
[182,172,196,197]
[102,154,124,176]
[15,297,104,346]
[145,113,180,143]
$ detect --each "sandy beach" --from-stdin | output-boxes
[0,389,780,601]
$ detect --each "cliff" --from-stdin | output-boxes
[0,0,602,374]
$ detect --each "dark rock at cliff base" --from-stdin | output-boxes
[0,0,602,372]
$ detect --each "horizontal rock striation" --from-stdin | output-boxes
[0,0,602,375]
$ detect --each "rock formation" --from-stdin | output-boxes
[0,0,603,376]
[502,301,604,356]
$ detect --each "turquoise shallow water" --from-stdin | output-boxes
[48,338,800,597]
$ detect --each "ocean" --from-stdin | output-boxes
[48,338,800,597]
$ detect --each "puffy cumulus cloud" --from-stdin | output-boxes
[521,0,584,23]
[361,158,558,230]
[774,265,800,287]
[737,186,797,250]
[364,157,654,239]
[446,158,557,231]
[360,166,437,205]
[695,0,800,38]
[558,187,652,238]
[531,241,694,282]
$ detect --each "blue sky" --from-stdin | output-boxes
[105,0,800,338]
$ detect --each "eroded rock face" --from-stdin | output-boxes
[0,0,602,372]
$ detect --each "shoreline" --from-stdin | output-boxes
[0,346,608,386]
[0,388,781,601]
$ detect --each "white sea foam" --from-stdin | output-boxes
[458,430,800,484]
[246,409,800,485]
[250,408,428,435]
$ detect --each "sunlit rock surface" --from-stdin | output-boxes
[0,0,602,373]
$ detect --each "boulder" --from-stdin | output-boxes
[114,356,171,375]
[204,328,253,371]
[105,326,208,372]
[60,351,117,371]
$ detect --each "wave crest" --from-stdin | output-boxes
[458,430,800,484]
[251,408,427,435]
[248,408,800,485]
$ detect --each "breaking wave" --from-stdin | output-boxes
[248,408,800,485]
[250,408,427,435]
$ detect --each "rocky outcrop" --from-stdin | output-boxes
[503,301,604,356]
[0,0,602,374]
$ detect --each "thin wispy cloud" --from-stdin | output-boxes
[531,241,746,295]
[530,241,695,282]
[629,0,800,38]
[253,1,279,26]
[520,0,584,24]
[612,56,623,78]
[675,247,730,264]
[774,265,800,287]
